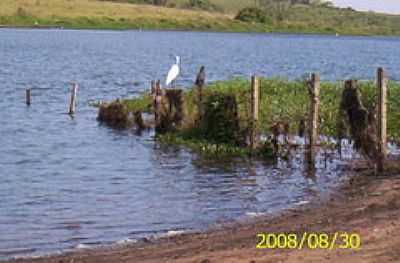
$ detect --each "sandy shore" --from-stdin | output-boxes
[5,160,400,263]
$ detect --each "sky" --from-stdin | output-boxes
[332,0,400,14]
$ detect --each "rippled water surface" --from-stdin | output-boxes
[1,29,400,260]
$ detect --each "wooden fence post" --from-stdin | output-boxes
[154,80,162,133]
[69,83,78,115]
[26,88,31,106]
[151,80,156,94]
[134,111,146,131]
[307,73,320,164]
[195,66,206,120]
[250,75,260,150]
[377,67,388,174]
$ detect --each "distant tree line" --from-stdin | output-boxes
[103,0,219,10]
[255,0,332,6]
[237,0,333,22]
[101,0,332,13]
[101,0,168,6]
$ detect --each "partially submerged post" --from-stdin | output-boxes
[250,75,260,150]
[153,81,185,134]
[165,89,185,128]
[195,66,206,120]
[377,68,388,174]
[69,83,78,115]
[154,80,163,133]
[150,80,156,94]
[134,111,146,131]
[26,88,31,106]
[307,73,320,165]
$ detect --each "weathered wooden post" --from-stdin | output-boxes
[134,111,146,131]
[377,68,388,174]
[195,66,206,120]
[250,75,260,150]
[307,73,320,165]
[69,83,78,115]
[154,80,162,133]
[151,80,157,95]
[26,88,31,106]
[156,80,162,94]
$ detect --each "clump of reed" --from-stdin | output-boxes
[338,80,379,160]
[97,100,133,129]
[196,93,243,145]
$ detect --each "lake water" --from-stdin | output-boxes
[1,29,400,260]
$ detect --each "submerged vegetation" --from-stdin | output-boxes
[98,100,133,129]
[98,78,400,157]
[1,0,400,35]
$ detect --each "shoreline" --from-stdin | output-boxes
[1,25,400,38]
[5,159,400,263]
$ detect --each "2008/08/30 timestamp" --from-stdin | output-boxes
[257,232,361,250]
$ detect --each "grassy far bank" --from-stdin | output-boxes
[1,0,400,35]
[112,78,400,156]
[0,0,264,31]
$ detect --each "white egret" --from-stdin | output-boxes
[166,56,180,87]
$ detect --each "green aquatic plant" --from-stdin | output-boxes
[115,77,400,157]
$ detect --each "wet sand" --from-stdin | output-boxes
[6,160,400,263]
